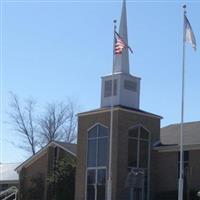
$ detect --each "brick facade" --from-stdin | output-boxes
[154,149,200,199]
[75,107,161,200]
[18,145,75,200]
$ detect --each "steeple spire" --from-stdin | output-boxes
[101,0,140,110]
[114,0,130,74]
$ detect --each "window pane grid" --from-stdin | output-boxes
[128,126,150,200]
[86,168,107,200]
[87,140,97,167]
[87,124,108,200]
[88,136,108,140]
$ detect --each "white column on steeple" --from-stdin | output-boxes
[114,0,130,74]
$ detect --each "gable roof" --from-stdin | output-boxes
[0,163,20,183]
[15,141,77,173]
[161,121,200,145]
[54,141,77,155]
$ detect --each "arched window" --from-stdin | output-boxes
[128,125,150,168]
[86,124,109,200]
[128,125,151,200]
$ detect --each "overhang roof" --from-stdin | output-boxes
[78,105,162,119]
[154,143,200,152]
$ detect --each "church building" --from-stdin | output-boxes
[75,1,200,200]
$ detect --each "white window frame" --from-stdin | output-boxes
[85,123,109,200]
[86,167,107,200]
[128,124,151,200]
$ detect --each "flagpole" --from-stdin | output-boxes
[178,5,187,200]
[107,19,117,200]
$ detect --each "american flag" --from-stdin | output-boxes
[114,31,133,54]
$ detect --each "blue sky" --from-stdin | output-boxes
[1,0,200,163]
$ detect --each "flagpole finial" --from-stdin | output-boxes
[183,5,187,14]
[113,20,117,31]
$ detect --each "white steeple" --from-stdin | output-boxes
[114,0,129,74]
[100,0,141,109]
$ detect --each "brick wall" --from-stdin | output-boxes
[75,108,161,200]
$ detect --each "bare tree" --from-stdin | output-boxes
[63,101,77,143]
[9,93,38,155]
[38,101,77,145]
[9,93,77,154]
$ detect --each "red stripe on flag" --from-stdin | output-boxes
[115,38,126,54]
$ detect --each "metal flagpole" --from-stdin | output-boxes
[178,5,187,200]
[107,20,117,200]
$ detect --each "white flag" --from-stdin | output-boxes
[184,15,196,51]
